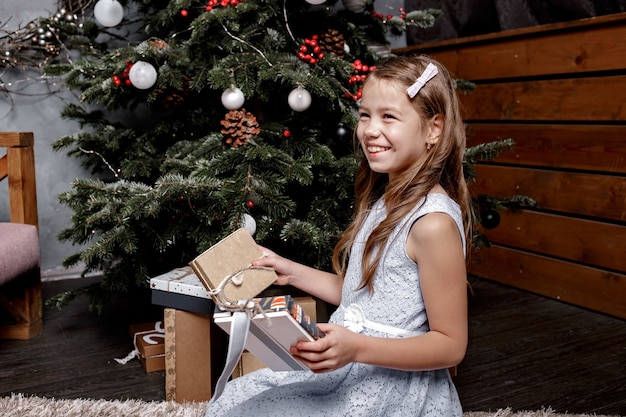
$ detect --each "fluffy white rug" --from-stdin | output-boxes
[0,394,619,417]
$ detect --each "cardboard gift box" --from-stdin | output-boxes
[231,351,267,379]
[129,321,166,373]
[189,228,277,305]
[164,308,225,403]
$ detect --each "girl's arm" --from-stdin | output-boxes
[251,248,344,306]
[291,212,468,372]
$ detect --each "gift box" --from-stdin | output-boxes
[230,296,318,378]
[164,308,225,403]
[150,267,214,314]
[129,321,166,373]
[214,295,321,372]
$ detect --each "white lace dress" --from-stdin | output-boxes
[204,193,465,417]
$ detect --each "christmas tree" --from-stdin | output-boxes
[3,0,532,311]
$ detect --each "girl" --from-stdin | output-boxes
[205,54,472,416]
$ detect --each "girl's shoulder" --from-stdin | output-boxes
[410,192,465,254]
[419,192,461,217]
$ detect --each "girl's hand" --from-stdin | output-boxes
[250,246,295,286]
[289,323,361,373]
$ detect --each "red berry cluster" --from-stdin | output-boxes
[205,0,243,12]
[371,7,406,21]
[111,60,133,87]
[297,35,325,65]
[345,59,375,101]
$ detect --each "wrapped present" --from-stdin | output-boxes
[230,296,318,378]
[150,267,210,299]
[231,351,266,379]
[128,321,165,373]
[150,267,214,314]
[189,228,277,306]
[164,308,225,403]
[214,295,323,372]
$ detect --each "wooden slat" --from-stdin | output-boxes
[478,210,626,272]
[471,165,626,221]
[0,154,6,181]
[468,244,626,319]
[466,124,626,174]
[396,13,626,81]
[400,20,626,81]
[6,146,38,227]
[458,75,626,121]
[0,132,34,147]
[1,132,38,227]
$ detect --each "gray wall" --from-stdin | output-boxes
[2,1,92,277]
[1,0,405,278]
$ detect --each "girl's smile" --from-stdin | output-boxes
[366,146,390,155]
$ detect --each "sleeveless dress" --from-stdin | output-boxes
[204,193,465,417]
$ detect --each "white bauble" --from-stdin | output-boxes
[94,0,124,27]
[305,0,327,4]
[128,61,158,89]
[221,87,245,110]
[288,87,312,112]
[242,213,257,236]
[342,0,368,13]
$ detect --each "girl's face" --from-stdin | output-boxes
[356,78,433,182]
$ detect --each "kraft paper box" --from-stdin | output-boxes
[129,321,165,373]
[230,296,318,379]
[231,351,267,379]
[164,308,225,403]
[189,228,277,303]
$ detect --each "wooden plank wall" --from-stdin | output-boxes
[396,13,626,319]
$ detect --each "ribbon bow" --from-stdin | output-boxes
[406,63,438,98]
[343,303,366,334]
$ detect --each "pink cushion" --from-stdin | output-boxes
[0,222,40,286]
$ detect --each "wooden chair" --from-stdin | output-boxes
[0,132,42,340]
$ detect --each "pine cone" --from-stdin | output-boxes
[220,108,261,147]
[147,38,170,53]
[155,77,190,109]
[158,90,185,109]
[319,29,346,58]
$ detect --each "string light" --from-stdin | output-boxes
[0,1,97,106]
[78,147,120,178]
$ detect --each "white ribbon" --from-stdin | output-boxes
[114,349,138,365]
[209,308,251,405]
[341,304,420,338]
[406,63,438,98]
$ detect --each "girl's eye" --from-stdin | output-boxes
[383,113,396,120]
[358,112,370,119]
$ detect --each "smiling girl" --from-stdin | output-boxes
[204,54,473,417]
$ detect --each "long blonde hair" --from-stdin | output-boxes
[332,54,473,292]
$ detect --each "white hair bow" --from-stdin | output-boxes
[406,63,438,98]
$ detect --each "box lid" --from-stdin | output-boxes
[150,267,211,299]
[129,321,165,358]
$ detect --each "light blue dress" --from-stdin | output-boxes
[205,193,465,416]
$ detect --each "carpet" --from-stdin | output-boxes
[0,394,620,417]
